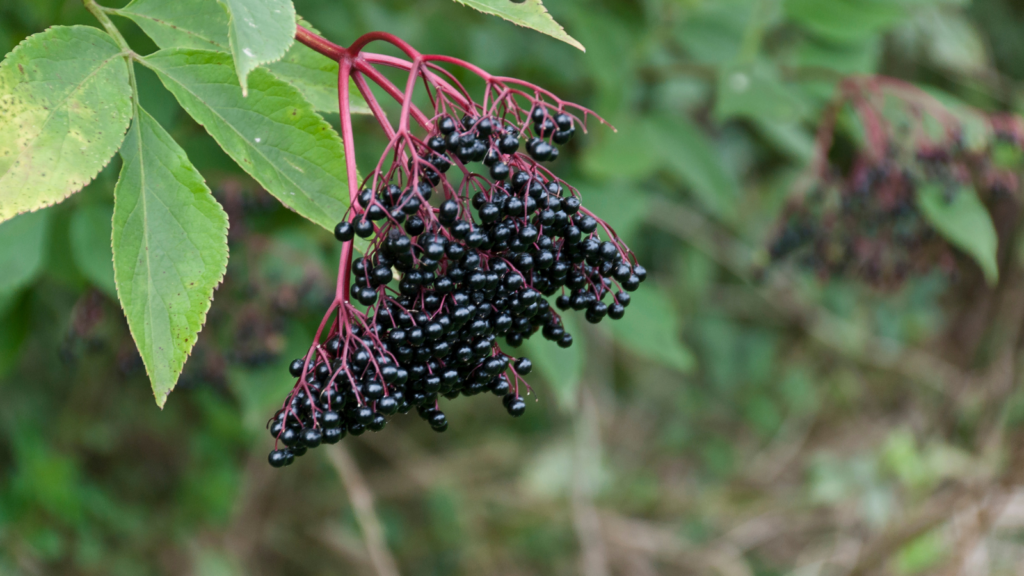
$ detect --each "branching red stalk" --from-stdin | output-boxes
[268,24,642,457]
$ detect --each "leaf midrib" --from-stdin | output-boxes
[144,54,339,224]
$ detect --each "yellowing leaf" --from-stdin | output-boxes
[0,26,132,223]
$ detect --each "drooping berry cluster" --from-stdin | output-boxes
[266,29,645,468]
[769,77,1019,288]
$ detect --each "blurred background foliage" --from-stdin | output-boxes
[4,0,1024,574]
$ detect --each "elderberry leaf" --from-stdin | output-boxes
[451,0,584,52]
[264,20,370,115]
[113,107,229,407]
[0,26,132,223]
[142,49,351,231]
[117,0,229,50]
[118,1,368,114]
[605,285,695,373]
[916,183,999,285]
[216,0,296,96]
[69,202,117,299]
[520,314,583,411]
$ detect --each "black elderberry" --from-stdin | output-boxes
[439,199,459,223]
[368,413,387,431]
[476,117,494,137]
[438,116,457,134]
[348,422,366,436]
[289,358,305,377]
[531,106,546,123]
[268,449,291,468]
[428,135,447,152]
[506,397,527,417]
[427,410,448,431]
[536,117,556,138]
[514,357,533,375]
[322,411,342,428]
[334,221,355,242]
[499,135,519,153]
[354,217,375,238]
[322,427,344,444]
[490,162,510,180]
[478,203,501,223]
[357,188,373,208]
[528,139,553,161]
[300,427,322,448]
[405,216,425,236]
[353,406,374,425]
[279,427,300,447]
[558,333,573,348]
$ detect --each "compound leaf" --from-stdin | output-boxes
[118,2,366,114]
[113,107,229,407]
[451,0,584,51]
[917,183,999,285]
[143,49,351,231]
[216,0,296,96]
[0,26,132,223]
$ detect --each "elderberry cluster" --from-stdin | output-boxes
[769,132,1017,288]
[268,106,644,468]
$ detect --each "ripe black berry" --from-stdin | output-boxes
[334,221,355,242]
[506,397,527,417]
[268,449,291,468]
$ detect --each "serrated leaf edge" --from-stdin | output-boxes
[142,48,346,231]
[216,0,297,96]
[451,0,584,51]
[0,25,133,224]
[112,110,230,408]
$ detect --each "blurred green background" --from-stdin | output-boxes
[4,0,1024,574]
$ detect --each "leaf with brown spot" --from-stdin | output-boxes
[0,26,133,223]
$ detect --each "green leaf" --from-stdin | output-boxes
[520,314,583,411]
[606,286,695,373]
[451,0,584,51]
[113,107,229,407]
[117,4,366,115]
[916,183,998,285]
[265,20,369,115]
[582,116,660,180]
[653,114,740,221]
[69,203,116,298]
[143,49,351,231]
[0,26,132,223]
[0,210,51,301]
[714,61,805,124]
[216,0,296,96]
[117,0,229,50]
[784,0,906,43]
